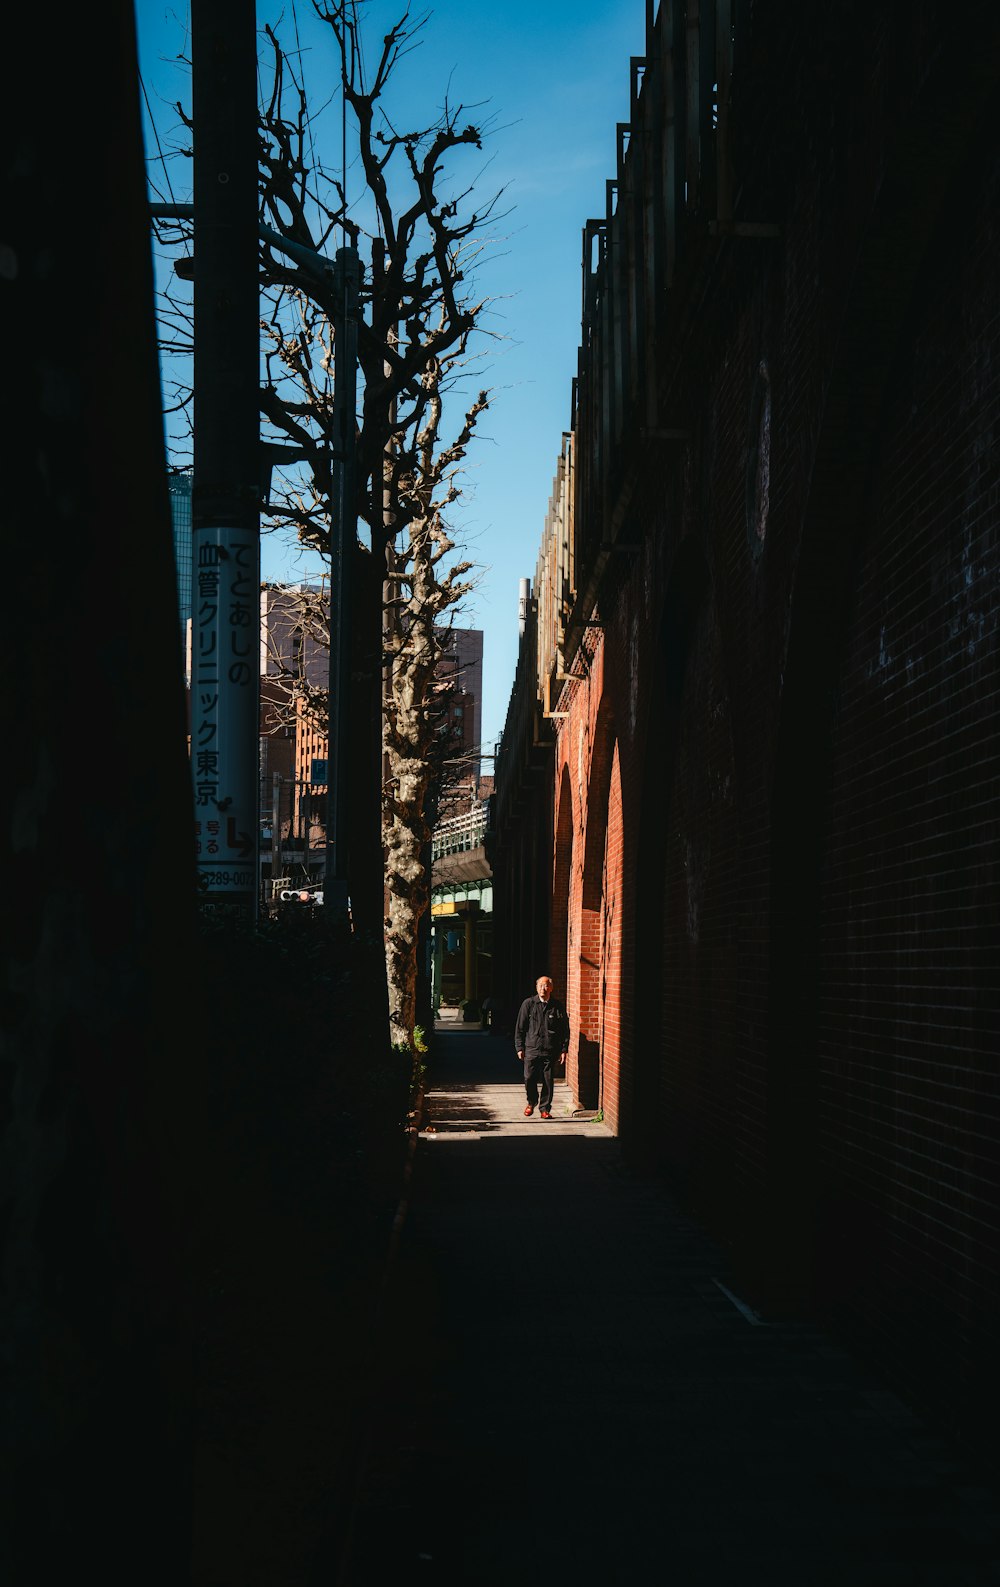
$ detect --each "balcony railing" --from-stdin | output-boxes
[565,0,764,661]
[432,802,489,862]
[496,2,766,828]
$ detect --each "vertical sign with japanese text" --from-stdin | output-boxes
[191,526,259,897]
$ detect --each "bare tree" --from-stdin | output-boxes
[150,4,500,1047]
[256,5,501,1045]
[263,555,476,1047]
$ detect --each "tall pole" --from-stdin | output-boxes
[325,246,362,919]
[271,773,282,906]
[190,0,260,915]
[464,901,478,1005]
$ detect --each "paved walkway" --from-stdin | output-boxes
[339,1027,1000,1585]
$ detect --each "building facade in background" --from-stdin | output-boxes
[257,601,493,942]
[492,0,1000,1457]
[257,582,329,895]
[436,626,485,800]
[429,626,492,1008]
[430,798,493,1013]
[167,469,192,661]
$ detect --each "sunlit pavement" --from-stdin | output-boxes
[424,1018,604,1139]
[334,1027,1000,1586]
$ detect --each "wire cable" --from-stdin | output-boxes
[290,0,320,198]
[139,67,193,263]
[139,70,180,209]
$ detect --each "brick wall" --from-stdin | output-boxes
[599,746,624,1132]
[810,135,1000,1435]
[552,637,629,1121]
[494,0,1000,1448]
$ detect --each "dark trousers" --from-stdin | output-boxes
[524,1051,555,1112]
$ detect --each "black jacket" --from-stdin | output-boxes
[515,995,569,1057]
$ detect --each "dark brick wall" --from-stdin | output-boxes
[495,1,1000,1449]
[659,580,742,1229]
[811,134,1000,1435]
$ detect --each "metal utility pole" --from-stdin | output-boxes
[325,246,362,920]
[271,773,282,905]
[189,0,260,915]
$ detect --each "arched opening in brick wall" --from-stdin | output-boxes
[551,765,573,1004]
[660,585,739,1230]
[578,700,617,1112]
[629,538,711,1167]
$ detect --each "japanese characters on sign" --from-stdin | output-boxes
[191,526,259,894]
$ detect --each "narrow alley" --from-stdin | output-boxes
[336,1026,1000,1585]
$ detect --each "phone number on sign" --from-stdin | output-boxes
[199,869,255,889]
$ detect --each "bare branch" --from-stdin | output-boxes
[147,3,502,1048]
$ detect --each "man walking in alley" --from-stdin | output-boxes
[515,975,570,1119]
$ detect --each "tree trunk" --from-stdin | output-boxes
[383,644,436,1048]
[384,768,432,1047]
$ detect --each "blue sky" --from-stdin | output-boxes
[136,0,643,751]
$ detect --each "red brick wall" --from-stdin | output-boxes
[552,638,629,1122]
[547,656,625,1132]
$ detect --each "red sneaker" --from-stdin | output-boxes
[524,1104,534,1116]
[540,1110,552,1119]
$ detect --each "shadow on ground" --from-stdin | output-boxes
[328,1028,1000,1587]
